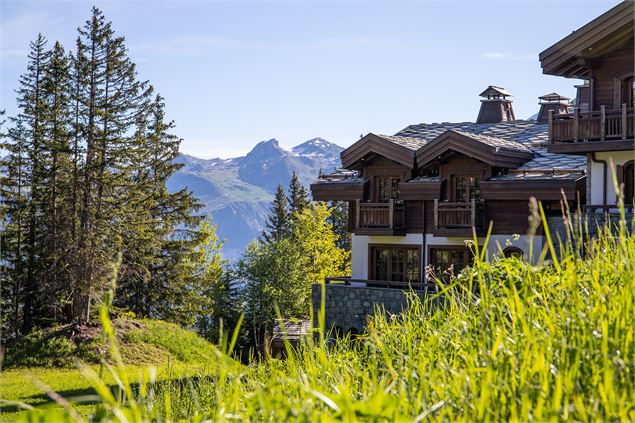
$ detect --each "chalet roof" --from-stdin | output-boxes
[375,134,428,151]
[397,120,549,148]
[479,86,512,98]
[340,133,421,169]
[539,1,634,78]
[414,129,535,168]
[451,130,532,153]
[538,93,570,103]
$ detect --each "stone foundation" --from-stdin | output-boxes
[311,284,429,333]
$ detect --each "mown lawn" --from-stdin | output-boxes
[0,317,220,422]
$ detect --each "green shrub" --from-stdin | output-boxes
[4,330,100,368]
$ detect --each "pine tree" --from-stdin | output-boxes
[1,7,225,333]
[288,172,309,220]
[262,185,290,243]
[71,7,154,322]
[40,41,74,322]
[114,94,222,325]
[10,34,50,332]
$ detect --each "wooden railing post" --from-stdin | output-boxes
[600,105,606,140]
[573,108,579,142]
[355,199,360,229]
[548,110,554,142]
[622,103,628,139]
[433,199,439,229]
[470,198,476,228]
[389,199,394,229]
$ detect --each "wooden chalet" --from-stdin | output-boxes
[540,0,634,210]
[309,1,633,334]
[312,95,587,288]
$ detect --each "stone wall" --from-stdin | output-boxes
[311,284,428,333]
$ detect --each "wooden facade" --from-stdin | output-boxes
[310,2,635,289]
[541,1,635,153]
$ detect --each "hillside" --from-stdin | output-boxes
[3,318,218,369]
[168,138,344,259]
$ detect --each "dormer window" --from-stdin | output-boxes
[454,176,480,203]
[377,177,400,202]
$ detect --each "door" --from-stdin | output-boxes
[370,246,420,283]
[429,247,473,280]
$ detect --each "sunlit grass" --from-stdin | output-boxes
[4,196,635,422]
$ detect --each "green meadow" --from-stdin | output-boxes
[2,210,634,422]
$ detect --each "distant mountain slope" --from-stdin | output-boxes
[168,138,343,260]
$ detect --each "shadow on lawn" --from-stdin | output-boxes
[1,374,213,414]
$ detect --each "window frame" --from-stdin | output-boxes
[369,244,421,283]
[452,175,480,202]
[375,176,401,203]
[428,245,475,281]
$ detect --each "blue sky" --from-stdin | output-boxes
[0,0,621,158]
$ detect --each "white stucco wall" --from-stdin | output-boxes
[424,234,544,266]
[351,232,544,283]
[589,151,635,205]
[351,233,424,281]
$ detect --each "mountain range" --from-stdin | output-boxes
[167,138,344,259]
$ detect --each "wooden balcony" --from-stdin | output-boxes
[324,276,429,291]
[433,199,484,236]
[354,199,405,235]
[548,105,635,153]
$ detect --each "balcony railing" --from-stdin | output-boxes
[355,199,404,230]
[324,276,429,291]
[549,105,634,143]
[433,198,483,230]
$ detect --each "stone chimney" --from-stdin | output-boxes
[536,93,570,123]
[476,85,515,124]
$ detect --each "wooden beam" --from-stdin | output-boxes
[573,108,580,142]
[433,199,439,229]
[622,104,628,139]
[600,105,606,140]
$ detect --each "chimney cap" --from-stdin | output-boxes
[479,85,512,99]
[539,92,570,103]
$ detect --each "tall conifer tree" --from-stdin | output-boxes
[262,185,290,243]
[288,172,309,220]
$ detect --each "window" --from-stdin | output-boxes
[454,176,480,202]
[429,247,473,280]
[503,246,523,259]
[377,177,400,202]
[370,246,420,282]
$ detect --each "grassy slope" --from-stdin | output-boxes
[0,319,219,422]
[3,218,635,422]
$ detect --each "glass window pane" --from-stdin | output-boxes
[391,249,404,281]
[375,249,388,280]
[470,177,480,199]
[391,178,400,200]
[455,177,467,202]
[407,249,420,282]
